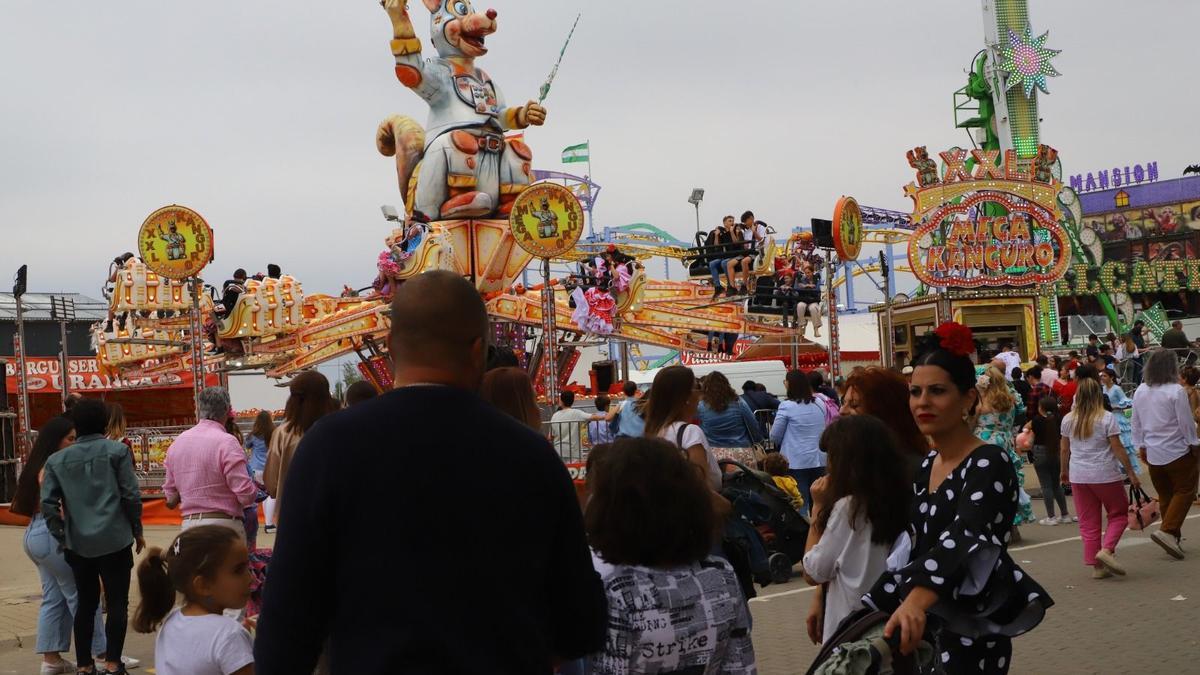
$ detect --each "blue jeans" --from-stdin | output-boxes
[708,258,727,288]
[790,467,827,517]
[22,515,105,656]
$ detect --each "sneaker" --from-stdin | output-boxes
[1095,549,1126,576]
[1037,517,1059,526]
[1055,515,1073,525]
[94,656,139,671]
[1069,515,1079,523]
[1151,529,1185,560]
[1092,566,1113,579]
[39,662,74,675]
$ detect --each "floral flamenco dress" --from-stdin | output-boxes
[864,445,1054,674]
[974,409,1036,526]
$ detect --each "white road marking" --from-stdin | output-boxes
[1011,513,1200,552]
[750,513,1199,602]
[750,585,817,602]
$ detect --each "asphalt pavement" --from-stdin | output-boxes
[1,503,1196,673]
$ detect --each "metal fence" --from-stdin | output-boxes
[544,409,783,466]
[0,411,17,503]
[543,419,605,464]
[126,425,192,497]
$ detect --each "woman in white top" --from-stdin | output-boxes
[802,415,911,644]
[642,365,722,490]
[1131,349,1200,559]
[1059,379,1140,579]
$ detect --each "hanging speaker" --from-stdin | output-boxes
[592,360,616,394]
[811,219,834,249]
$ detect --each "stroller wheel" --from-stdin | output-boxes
[768,552,792,584]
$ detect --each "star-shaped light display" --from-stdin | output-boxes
[1001,23,1061,98]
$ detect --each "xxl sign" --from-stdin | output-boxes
[904,145,1069,289]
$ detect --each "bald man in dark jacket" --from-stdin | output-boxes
[255,271,606,674]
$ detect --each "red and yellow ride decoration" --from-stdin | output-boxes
[98,204,796,385]
[137,205,214,281]
[905,145,1070,289]
[833,196,864,262]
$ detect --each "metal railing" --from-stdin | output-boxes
[126,425,193,497]
[0,411,17,503]
[543,419,608,464]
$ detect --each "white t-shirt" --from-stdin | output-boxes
[738,223,768,250]
[996,351,1022,380]
[1040,368,1059,388]
[155,609,254,675]
[1061,411,1123,484]
[1131,383,1200,465]
[551,407,593,456]
[658,421,722,490]
[802,497,892,643]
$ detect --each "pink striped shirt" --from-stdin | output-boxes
[162,419,257,518]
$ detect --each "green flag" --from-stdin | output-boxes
[562,142,589,164]
[1135,302,1169,343]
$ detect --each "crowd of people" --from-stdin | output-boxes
[11,269,1200,674]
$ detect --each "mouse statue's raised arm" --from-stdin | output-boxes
[376,0,546,220]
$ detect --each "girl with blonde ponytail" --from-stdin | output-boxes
[133,526,255,674]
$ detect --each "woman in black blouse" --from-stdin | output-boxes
[865,322,1053,674]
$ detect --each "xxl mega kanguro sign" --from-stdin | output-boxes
[904,145,1070,289]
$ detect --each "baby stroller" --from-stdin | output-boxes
[807,608,940,675]
[719,459,810,585]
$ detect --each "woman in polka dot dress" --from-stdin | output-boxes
[864,323,1053,675]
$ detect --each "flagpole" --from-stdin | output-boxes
[587,138,594,239]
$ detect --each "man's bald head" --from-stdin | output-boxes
[389,271,489,387]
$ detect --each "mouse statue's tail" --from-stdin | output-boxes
[376,115,426,213]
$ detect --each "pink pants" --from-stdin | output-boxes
[1072,481,1129,566]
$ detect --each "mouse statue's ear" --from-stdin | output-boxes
[422,0,443,12]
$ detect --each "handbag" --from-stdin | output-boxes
[738,413,769,467]
[1127,485,1161,531]
[1015,428,1033,453]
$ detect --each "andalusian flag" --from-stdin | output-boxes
[562,142,590,164]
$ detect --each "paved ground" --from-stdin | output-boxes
[1,502,1197,674]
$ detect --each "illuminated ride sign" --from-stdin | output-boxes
[904,145,1069,289]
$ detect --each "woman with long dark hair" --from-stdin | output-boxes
[480,367,543,432]
[643,365,721,489]
[864,323,1052,673]
[12,417,106,674]
[802,415,911,644]
[770,370,827,513]
[265,370,338,527]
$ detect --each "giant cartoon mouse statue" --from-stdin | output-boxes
[376,0,547,220]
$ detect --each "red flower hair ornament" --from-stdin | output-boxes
[933,322,975,357]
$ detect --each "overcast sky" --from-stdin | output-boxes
[2,0,1198,301]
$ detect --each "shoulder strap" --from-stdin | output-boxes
[676,423,690,449]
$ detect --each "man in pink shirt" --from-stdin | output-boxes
[163,387,257,539]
